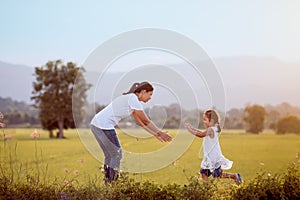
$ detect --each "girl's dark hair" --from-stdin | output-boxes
[204,109,221,132]
[123,82,153,95]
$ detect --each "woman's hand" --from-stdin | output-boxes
[155,131,172,142]
[0,122,5,128]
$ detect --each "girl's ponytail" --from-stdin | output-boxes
[215,122,221,133]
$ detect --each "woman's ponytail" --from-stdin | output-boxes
[123,81,153,95]
[123,82,140,95]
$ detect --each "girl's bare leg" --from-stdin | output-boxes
[201,173,208,181]
[221,172,237,180]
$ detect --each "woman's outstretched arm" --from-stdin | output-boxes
[132,110,172,142]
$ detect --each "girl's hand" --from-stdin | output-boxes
[184,123,192,129]
[185,123,196,135]
[155,131,172,142]
[184,123,193,131]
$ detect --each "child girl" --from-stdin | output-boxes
[185,109,242,185]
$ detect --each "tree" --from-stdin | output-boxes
[6,111,22,124]
[266,109,280,130]
[243,104,266,134]
[31,60,90,138]
[276,115,300,134]
[224,108,244,129]
[164,115,180,129]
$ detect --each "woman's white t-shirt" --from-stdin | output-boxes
[91,94,143,129]
[201,127,233,171]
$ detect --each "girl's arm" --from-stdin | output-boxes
[184,123,208,138]
[132,110,172,142]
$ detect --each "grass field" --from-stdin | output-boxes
[0,128,299,186]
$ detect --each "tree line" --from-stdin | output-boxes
[0,97,39,127]
[85,102,300,134]
[226,103,300,134]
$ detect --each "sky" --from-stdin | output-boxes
[1,0,300,67]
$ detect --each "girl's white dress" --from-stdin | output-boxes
[201,127,233,172]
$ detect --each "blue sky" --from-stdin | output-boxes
[1,0,300,67]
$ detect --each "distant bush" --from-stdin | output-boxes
[244,104,266,134]
[276,115,300,134]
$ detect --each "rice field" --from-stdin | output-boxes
[0,128,299,185]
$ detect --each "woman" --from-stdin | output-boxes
[90,81,172,183]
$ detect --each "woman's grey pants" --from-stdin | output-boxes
[90,125,122,169]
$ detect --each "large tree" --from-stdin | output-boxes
[243,104,266,134]
[31,60,90,138]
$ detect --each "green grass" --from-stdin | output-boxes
[0,128,299,186]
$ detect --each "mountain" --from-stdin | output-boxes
[0,61,35,103]
[1,57,300,110]
[214,57,300,108]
